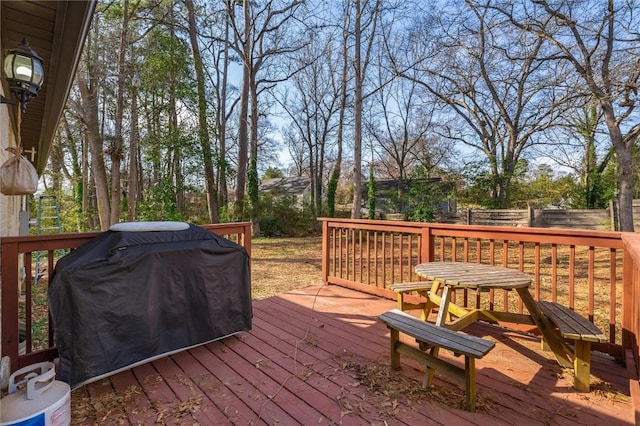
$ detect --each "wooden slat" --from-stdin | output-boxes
[539,301,608,342]
[388,281,431,293]
[378,309,495,358]
[415,262,531,290]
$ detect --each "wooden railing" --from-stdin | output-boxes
[0,222,252,373]
[320,218,627,360]
[622,232,640,409]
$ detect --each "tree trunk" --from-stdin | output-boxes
[186,0,219,223]
[235,0,251,218]
[127,81,139,222]
[110,0,129,225]
[352,0,363,219]
[602,102,635,231]
[217,18,231,206]
[78,73,111,230]
[327,15,349,218]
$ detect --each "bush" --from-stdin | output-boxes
[255,194,319,237]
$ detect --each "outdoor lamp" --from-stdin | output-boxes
[1,38,44,113]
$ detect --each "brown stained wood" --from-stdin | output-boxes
[186,345,263,426]
[150,355,225,425]
[202,341,299,425]
[320,219,627,366]
[230,331,347,422]
[109,369,157,425]
[379,309,495,359]
[70,285,634,425]
[416,262,532,290]
[172,349,242,424]
[246,302,461,425]
[380,309,493,412]
[538,301,607,342]
[215,338,327,425]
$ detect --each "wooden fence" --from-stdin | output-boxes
[438,199,640,230]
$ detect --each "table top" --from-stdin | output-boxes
[415,261,531,290]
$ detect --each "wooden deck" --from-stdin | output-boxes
[70,285,633,425]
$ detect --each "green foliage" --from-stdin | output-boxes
[254,193,318,237]
[404,181,438,222]
[263,166,285,179]
[136,180,186,221]
[509,164,562,208]
[367,165,376,219]
[457,161,501,208]
[326,168,339,218]
[567,161,617,209]
[218,197,249,223]
[141,27,195,102]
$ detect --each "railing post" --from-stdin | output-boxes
[243,222,252,257]
[622,236,637,352]
[1,241,20,372]
[420,224,433,263]
[321,219,330,284]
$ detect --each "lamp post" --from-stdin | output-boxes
[1,38,44,113]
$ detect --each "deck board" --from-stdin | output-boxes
[70,285,634,425]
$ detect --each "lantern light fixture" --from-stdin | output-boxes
[1,38,44,113]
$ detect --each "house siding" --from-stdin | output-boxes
[0,88,20,238]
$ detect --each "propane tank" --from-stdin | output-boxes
[0,362,70,426]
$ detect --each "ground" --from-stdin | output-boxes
[250,236,323,299]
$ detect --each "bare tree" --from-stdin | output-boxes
[491,0,640,229]
[225,0,305,220]
[327,5,352,218]
[365,69,434,183]
[392,3,574,207]
[351,0,383,218]
[186,0,219,223]
[541,100,614,209]
[277,31,343,215]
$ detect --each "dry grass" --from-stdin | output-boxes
[250,236,323,300]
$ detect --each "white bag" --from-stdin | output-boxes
[0,148,39,195]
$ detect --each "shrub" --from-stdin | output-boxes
[255,193,319,237]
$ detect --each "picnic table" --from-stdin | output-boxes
[385,261,607,393]
[413,262,574,369]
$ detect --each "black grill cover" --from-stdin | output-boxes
[48,224,251,388]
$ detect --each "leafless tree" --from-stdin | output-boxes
[365,66,435,183]
[350,0,384,218]
[277,30,343,215]
[391,2,575,207]
[489,0,640,229]
[225,0,305,219]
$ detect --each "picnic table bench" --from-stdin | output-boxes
[388,281,435,320]
[378,309,495,412]
[538,301,608,391]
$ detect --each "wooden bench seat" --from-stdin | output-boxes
[538,301,608,391]
[378,309,495,411]
[388,281,434,319]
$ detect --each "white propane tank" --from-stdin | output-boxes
[0,362,70,426]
